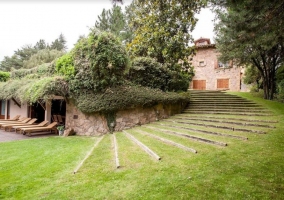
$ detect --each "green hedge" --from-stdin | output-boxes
[75,84,190,113]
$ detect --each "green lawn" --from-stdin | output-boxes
[0,93,284,199]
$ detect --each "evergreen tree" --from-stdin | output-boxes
[213,0,284,99]
[95,9,110,31]
[23,49,64,69]
[94,5,129,42]
[0,34,67,71]
[34,39,49,50]
[50,34,67,51]
[109,6,125,37]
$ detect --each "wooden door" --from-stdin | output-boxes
[217,79,229,89]
[193,80,206,90]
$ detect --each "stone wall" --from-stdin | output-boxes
[190,46,242,91]
[65,102,186,136]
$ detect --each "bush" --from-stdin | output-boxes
[55,53,75,77]
[71,30,129,94]
[128,57,167,90]
[23,49,64,69]
[166,70,190,92]
[0,71,10,82]
[128,57,190,92]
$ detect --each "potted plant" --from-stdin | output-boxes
[57,125,65,136]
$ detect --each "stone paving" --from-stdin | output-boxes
[0,129,55,143]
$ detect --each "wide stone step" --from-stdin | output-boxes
[189,102,258,106]
[188,104,265,110]
[184,110,272,116]
[176,115,278,123]
[191,96,245,99]
[191,98,251,101]
[172,117,276,128]
[184,108,271,113]
[166,120,266,134]
[189,90,225,93]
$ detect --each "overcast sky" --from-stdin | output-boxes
[0,0,215,62]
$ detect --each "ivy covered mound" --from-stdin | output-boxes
[0,30,190,114]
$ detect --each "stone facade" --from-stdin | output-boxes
[65,102,186,136]
[190,38,242,91]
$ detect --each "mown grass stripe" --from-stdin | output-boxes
[157,123,248,140]
[73,136,104,174]
[148,126,227,147]
[123,131,161,161]
[168,120,266,134]
[136,129,197,153]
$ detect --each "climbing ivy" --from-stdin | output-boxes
[74,84,190,113]
[70,30,130,95]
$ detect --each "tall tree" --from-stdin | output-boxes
[50,34,67,51]
[127,0,205,72]
[94,6,128,42]
[111,0,123,5]
[0,34,67,71]
[109,6,126,37]
[213,0,284,99]
[23,49,64,69]
[95,9,110,31]
[34,39,49,50]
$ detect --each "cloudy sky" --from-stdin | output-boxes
[0,0,215,62]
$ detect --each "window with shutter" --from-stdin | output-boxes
[217,79,229,89]
[193,80,206,90]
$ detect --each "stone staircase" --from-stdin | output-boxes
[185,90,272,116]
[112,90,277,163]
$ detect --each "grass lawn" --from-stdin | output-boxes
[0,93,284,199]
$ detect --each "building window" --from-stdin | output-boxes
[199,60,206,67]
[218,60,233,68]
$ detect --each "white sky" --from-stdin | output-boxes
[0,1,215,62]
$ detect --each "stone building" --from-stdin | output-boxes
[189,37,244,91]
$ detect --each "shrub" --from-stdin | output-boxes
[23,49,64,69]
[128,57,190,92]
[166,70,190,92]
[0,71,10,82]
[55,53,75,77]
[71,30,129,94]
[128,57,167,90]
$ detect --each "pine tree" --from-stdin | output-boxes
[95,9,110,32]
[50,34,67,51]
[94,6,128,42]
